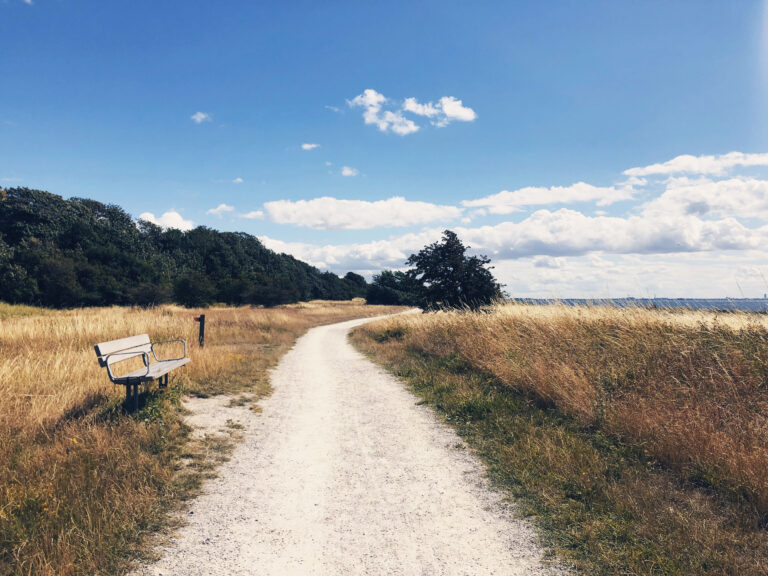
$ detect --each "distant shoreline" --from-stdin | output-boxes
[509,297,768,311]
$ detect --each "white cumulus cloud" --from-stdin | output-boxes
[402,97,440,118]
[624,151,768,177]
[498,251,768,299]
[262,196,462,230]
[642,177,768,219]
[240,210,265,220]
[348,89,420,135]
[139,211,195,231]
[248,149,768,296]
[255,206,768,274]
[232,177,244,184]
[341,166,359,177]
[206,203,235,217]
[258,232,433,271]
[402,95,477,127]
[437,96,477,125]
[350,89,477,135]
[190,111,211,124]
[456,210,767,259]
[301,143,320,150]
[463,181,636,214]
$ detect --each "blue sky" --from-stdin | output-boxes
[2,1,768,297]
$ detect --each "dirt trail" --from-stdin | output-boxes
[139,316,561,576]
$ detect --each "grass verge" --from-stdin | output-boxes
[0,300,403,575]
[351,304,768,575]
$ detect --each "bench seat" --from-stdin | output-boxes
[113,357,191,384]
[95,333,191,411]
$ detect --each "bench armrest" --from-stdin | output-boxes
[104,351,150,382]
[151,339,187,362]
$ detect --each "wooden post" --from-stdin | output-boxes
[195,314,206,348]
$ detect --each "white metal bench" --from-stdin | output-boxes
[94,334,190,411]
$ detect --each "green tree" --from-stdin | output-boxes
[405,230,503,310]
[342,272,368,298]
[173,273,217,308]
[366,270,420,305]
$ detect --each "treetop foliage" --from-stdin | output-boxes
[0,187,367,308]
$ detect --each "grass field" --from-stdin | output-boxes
[352,304,768,575]
[0,300,403,576]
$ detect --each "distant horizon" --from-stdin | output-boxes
[2,1,768,298]
[510,296,768,311]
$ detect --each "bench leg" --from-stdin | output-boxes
[125,384,138,412]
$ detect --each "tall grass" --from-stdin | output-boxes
[0,300,402,575]
[352,304,768,574]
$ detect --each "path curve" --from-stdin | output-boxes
[140,315,560,576]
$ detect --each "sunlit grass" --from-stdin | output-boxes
[0,299,403,576]
[352,303,768,575]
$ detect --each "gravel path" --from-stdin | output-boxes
[139,315,561,576]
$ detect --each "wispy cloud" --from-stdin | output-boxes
[139,211,195,231]
[190,111,211,124]
[206,203,235,217]
[232,177,244,184]
[301,143,320,150]
[262,196,462,230]
[240,210,265,220]
[341,166,359,177]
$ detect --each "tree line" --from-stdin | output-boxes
[0,188,503,310]
[0,187,367,308]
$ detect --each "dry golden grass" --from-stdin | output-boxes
[353,303,768,575]
[0,299,403,576]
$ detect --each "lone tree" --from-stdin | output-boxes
[406,230,503,310]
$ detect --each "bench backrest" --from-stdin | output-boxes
[94,334,152,368]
